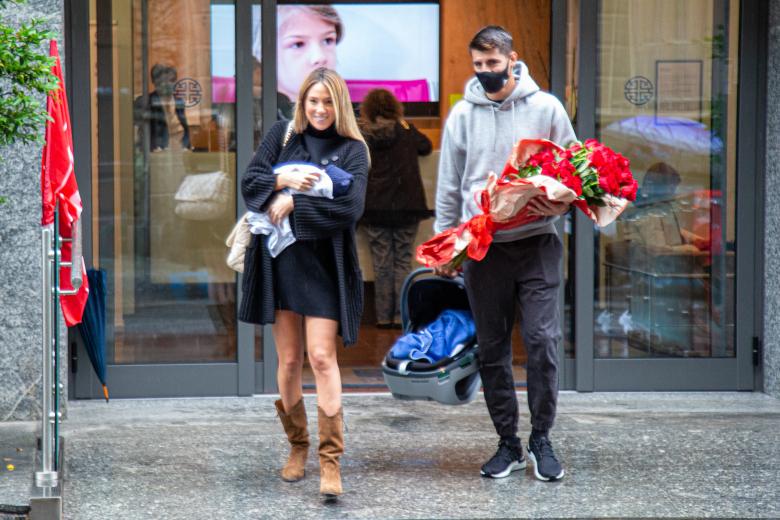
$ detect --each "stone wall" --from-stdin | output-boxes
[0,0,65,421]
[764,0,780,399]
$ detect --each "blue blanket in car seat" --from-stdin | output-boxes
[389,310,476,364]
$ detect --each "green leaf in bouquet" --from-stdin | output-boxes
[576,162,591,174]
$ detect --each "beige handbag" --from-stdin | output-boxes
[225,211,252,273]
[225,121,294,273]
[174,170,231,221]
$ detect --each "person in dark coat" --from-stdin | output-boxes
[239,67,368,500]
[133,64,191,151]
[359,89,433,328]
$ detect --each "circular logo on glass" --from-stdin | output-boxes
[174,78,202,108]
[624,76,654,106]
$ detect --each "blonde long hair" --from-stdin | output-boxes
[292,68,368,154]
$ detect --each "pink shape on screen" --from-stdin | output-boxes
[212,76,236,103]
[210,77,431,104]
[345,79,430,102]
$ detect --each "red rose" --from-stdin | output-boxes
[598,175,611,192]
[566,173,583,197]
[620,180,638,202]
[618,170,633,184]
[526,150,552,168]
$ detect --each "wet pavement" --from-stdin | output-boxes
[16,392,780,518]
[0,422,35,518]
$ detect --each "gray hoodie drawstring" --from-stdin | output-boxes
[511,100,517,144]
[496,100,518,151]
[491,105,497,151]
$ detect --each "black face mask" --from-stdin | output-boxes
[475,63,511,94]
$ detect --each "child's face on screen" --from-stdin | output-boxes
[278,11,338,100]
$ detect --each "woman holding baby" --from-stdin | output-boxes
[239,67,369,500]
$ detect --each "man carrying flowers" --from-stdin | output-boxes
[434,26,576,481]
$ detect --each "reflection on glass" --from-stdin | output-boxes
[562,214,575,358]
[565,0,579,123]
[91,0,237,364]
[249,2,265,362]
[594,0,737,358]
[563,0,579,358]
[255,325,263,362]
[251,3,264,148]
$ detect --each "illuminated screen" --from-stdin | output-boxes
[271,3,440,104]
[212,3,440,109]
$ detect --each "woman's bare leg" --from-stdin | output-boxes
[273,310,305,412]
[304,317,341,416]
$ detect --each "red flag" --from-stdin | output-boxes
[41,40,89,326]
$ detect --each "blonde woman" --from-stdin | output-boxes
[239,68,368,500]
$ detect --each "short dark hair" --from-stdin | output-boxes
[469,25,513,56]
[360,88,403,122]
[151,63,176,85]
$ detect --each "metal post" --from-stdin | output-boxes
[52,206,60,472]
[36,226,57,487]
[36,201,80,487]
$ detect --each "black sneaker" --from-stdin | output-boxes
[480,440,526,478]
[527,434,565,481]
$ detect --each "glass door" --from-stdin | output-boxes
[73,0,245,398]
[572,0,757,390]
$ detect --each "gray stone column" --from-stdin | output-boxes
[765,0,780,399]
[0,0,65,421]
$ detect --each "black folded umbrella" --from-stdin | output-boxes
[77,268,109,401]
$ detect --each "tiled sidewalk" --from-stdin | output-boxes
[13,392,780,519]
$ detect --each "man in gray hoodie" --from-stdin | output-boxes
[434,26,576,482]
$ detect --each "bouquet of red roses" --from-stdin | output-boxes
[416,138,637,269]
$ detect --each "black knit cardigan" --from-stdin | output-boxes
[238,120,369,346]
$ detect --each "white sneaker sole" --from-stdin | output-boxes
[480,459,527,479]
[526,449,565,481]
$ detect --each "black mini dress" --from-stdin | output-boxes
[272,124,344,320]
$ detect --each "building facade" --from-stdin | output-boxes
[1,0,776,420]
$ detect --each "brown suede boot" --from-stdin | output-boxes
[275,399,309,482]
[317,406,344,499]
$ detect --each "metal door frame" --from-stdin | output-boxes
[551,0,576,390]
[569,0,765,391]
[66,0,278,398]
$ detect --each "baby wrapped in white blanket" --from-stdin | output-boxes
[247,162,352,257]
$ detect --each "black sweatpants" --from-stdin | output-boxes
[463,233,562,437]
